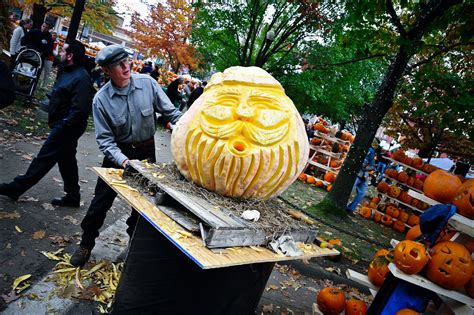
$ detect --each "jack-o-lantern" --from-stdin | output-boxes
[403,156,413,166]
[368,255,390,287]
[359,207,372,219]
[377,181,390,193]
[311,137,322,145]
[381,214,393,226]
[393,240,429,274]
[406,225,421,241]
[392,220,406,233]
[426,241,473,289]
[423,170,462,204]
[388,186,402,198]
[422,164,438,174]
[316,287,346,315]
[345,299,367,315]
[413,179,424,190]
[386,205,400,219]
[171,67,309,199]
[412,158,424,169]
[452,180,474,219]
[398,171,409,183]
[398,210,409,223]
[324,172,336,183]
[417,201,429,211]
[371,197,381,204]
[393,150,406,162]
[299,173,308,181]
[406,176,415,187]
[407,214,420,227]
[373,211,382,222]
[411,199,419,208]
[399,192,412,205]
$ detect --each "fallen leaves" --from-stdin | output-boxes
[15,225,23,233]
[63,215,79,225]
[0,211,21,219]
[32,230,46,240]
[12,274,31,292]
[41,203,55,210]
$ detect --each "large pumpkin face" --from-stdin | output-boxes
[171,67,309,199]
[423,170,462,204]
[452,180,474,219]
[316,287,346,315]
[393,240,429,275]
[426,241,473,290]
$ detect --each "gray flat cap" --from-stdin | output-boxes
[96,44,128,66]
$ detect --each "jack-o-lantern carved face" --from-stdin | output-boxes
[171,67,309,199]
[426,241,473,290]
[393,240,429,275]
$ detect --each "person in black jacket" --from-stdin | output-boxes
[0,40,94,207]
[165,76,184,107]
[21,21,54,61]
[0,60,15,109]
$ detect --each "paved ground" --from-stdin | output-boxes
[0,124,371,314]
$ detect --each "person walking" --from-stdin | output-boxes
[0,40,94,205]
[21,21,54,62]
[9,18,33,68]
[39,31,59,89]
[70,45,182,267]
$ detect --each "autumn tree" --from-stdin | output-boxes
[129,1,198,73]
[323,0,471,212]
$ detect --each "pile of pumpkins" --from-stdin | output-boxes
[384,168,425,191]
[358,198,420,233]
[423,170,474,219]
[392,150,439,174]
[367,235,473,299]
[298,172,335,192]
[377,181,430,211]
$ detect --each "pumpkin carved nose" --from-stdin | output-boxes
[236,102,255,119]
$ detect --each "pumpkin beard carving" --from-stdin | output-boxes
[171,67,309,199]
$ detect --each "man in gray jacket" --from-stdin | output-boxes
[70,45,182,267]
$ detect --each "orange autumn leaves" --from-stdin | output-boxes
[129,1,200,71]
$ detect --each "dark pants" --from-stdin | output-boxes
[79,143,155,250]
[6,122,85,199]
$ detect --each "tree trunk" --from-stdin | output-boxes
[66,0,86,42]
[31,3,48,29]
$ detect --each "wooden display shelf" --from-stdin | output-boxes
[93,167,339,269]
[408,189,473,237]
[386,157,429,176]
[307,160,340,174]
[379,192,423,213]
[313,130,351,146]
[388,263,474,307]
[358,207,412,229]
[309,145,342,159]
[384,176,423,194]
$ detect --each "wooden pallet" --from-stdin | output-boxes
[93,167,339,269]
[126,160,318,249]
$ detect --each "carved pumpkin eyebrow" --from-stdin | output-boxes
[215,88,240,97]
[249,91,279,102]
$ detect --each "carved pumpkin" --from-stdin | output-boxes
[359,207,372,219]
[398,171,409,183]
[398,210,409,223]
[426,241,473,289]
[398,192,412,205]
[314,123,329,134]
[298,173,307,181]
[392,150,406,162]
[413,179,424,190]
[316,287,346,315]
[311,137,322,145]
[373,211,382,222]
[306,176,316,184]
[396,309,420,315]
[368,255,390,287]
[410,199,419,208]
[345,299,367,315]
[452,180,474,219]
[381,214,393,226]
[393,240,429,274]
[403,156,413,166]
[377,181,390,193]
[412,158,424,169]
[422,164,438,174]
[392,220,406,233]
[406,176,415,187]
[388,186,402,198]
[371,197,381,204]
[171,67,310,199]
[423,170,462,204]
[386,205,400,219]
[407,214,420,227]
[406,225,421,241]
[417,201,429,211]
[330,159,342,168]
[368,202,378,209]
[324,172,336,183]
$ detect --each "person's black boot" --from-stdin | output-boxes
[0,183,20,201]
[70,246,92,267]
[51,195,80,207]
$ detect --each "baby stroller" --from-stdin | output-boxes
[11,49,42,101]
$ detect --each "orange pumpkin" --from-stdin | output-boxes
[426,241,473,289]
[316,180,324,187]
[423,170,462,204]
[422,164,438,174]
[371,197,381,204]
[410,198,419,208]
[386,205,400,219]
[417,201,429,211]
[413,179,424,190]
[392,220,406,233]
[330,159,342,168]
[324,172,336,183]
[377,181,390,193]
[407,214,419,227]
[393,240,429,274]
[327,185,332,192]
[403,157,413,166]
[316,287,346,315]
[368,255,390,287]
[359,207,372,219]
[381,214,393,226]
[396,309,420,315]
[345,299,367,315]
[388,186,402,198]
[398,171,409,183]
[373,248,390,259]
[412,158,424,169]
[406,176,416,187]
[299,173,308,181]
[406,225,421,241]
[398,210,409,223]
[368,202,378,209]
[306,176,316,184]
[313,123,326,132]
[452,180,474,219]
[393,150,406,162]
[311,137,322,145]
[398,192,412,205]
[373,211,382,223]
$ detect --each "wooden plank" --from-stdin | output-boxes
[158,205,200,233]
[407,189,440,206]
[202,227,267,248]
[438,295,473,315]
[93,167,339,269]
[313,130,351,146]
[380,192,423,213]
[346,269,378,292]
[388,263,474,307]
[307,160,340,174]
